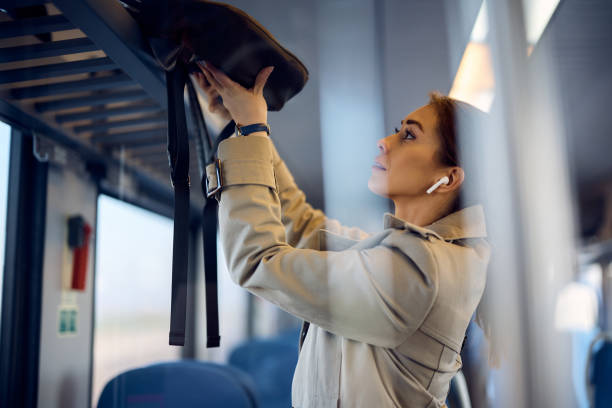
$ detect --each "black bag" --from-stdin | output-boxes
[120,0,309,347]
[123,0,309,110]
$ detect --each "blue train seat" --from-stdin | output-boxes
[447,370,472,408]
[97,360,259,408]
[229,334,299,408]
[592,340,612,408]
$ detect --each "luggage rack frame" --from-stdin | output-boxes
[0,0,180,207]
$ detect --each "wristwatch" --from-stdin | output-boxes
[235,122,270,136]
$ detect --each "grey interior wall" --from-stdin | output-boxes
[316,0,389,232]
[37,166,96,408]
[380,0,454,129]
[316,0,454,231]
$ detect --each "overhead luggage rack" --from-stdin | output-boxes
[0,0,184,201]
[1,0,310,351]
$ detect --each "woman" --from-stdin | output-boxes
[194,62,490,408]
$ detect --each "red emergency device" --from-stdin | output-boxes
[68,216,92,291]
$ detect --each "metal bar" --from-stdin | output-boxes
[55,102,160,124]
[10,73,133,100]
[104,137,167,148]
[0,15,73,39]
[0,57,116,85]
[0,38,98,63]
[139,157,170,168]
[0,0,50,10]
[98,181,174,220]
[35,89,148,113]
[130,149,167,159]
[73,112,166,133]
[91,127,167,145]
[0,96,174,210]
[53,0,167,108]
[124,143,168,156]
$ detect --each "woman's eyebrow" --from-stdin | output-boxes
[401,119,423,132]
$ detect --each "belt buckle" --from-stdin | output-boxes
[206,159,223,198]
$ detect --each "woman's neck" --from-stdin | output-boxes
[392,194,454,227]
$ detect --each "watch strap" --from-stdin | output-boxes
[235,123,270,136]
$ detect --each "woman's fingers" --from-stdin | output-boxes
[200,62,238,91]
[199,63,223,91]
[193,72,220,103]
[195,61,270,124]
[193,72,212,93]
[253,66,274,95]
[207,91,222,110]
[208,98,223,113]
[198,62,274,96]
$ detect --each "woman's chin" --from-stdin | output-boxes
[367,176,389,197]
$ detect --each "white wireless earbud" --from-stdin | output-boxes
[426,176,450,194]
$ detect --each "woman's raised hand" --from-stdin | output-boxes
[192,69,232,122]
[197,61,274,126]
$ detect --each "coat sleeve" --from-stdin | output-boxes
[268,137,369,249]
[217,135,439,348]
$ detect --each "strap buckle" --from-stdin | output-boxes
[205,159,223,198]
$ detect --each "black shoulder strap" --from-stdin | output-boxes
[167,64,190,346]
[201,121,234,348]
[185,78,235,348]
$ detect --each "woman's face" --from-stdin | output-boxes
[368,104,447,199]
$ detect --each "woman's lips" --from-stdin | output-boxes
[372,162,386,171]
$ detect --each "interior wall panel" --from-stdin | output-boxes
[37,166,96,408]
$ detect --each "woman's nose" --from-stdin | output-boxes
[377,137,389,154]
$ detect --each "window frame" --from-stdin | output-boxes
[0,129,49,408]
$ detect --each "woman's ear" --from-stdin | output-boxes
[439,167,464,193]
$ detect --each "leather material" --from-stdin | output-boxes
[122,0,308,111]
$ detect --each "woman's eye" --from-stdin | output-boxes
[400,130,416,141]
[394,127,415,141]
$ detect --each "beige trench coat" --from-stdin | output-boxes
[209,134,490,408]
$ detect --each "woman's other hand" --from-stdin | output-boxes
[197,61,274,126]
[192,70,232,122]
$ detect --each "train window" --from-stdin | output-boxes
[92,194,179,405]
[0,122,10,323]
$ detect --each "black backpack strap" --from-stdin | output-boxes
[185,79,235,348]
[202,121,234,348]
[202,196,220,347]
[167,64,190,346]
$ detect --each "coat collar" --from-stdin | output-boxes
[383,204,487,241]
